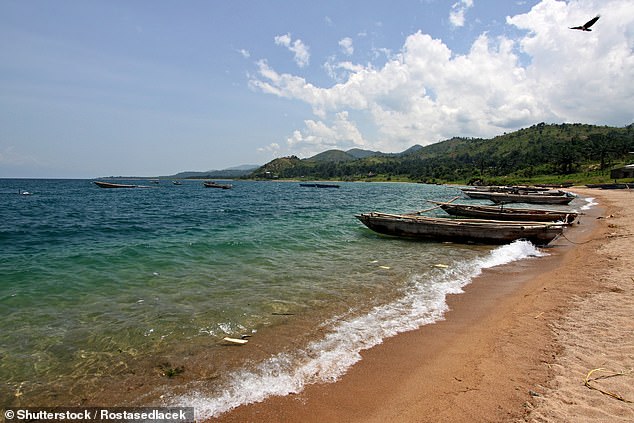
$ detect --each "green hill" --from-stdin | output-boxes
[158,165,258,180]
[306,150,357,162]
[346,148,382,159]
[250,123,634,184]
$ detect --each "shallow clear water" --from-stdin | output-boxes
[0,179,552,413]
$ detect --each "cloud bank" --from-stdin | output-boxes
[253,0,634,158]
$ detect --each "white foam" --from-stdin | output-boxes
[581,197,598,210]
[171,240,546,419]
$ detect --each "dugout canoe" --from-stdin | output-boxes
[431,201,578,223]
[462,190,575,205]
[356,212,564,245]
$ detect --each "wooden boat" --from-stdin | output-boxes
[431,201,578,224]
[461,185,551,193]
[94,181,138,188]
[462,190,574,205]
[586,183,632,189]
[537,183,573,188]
[299,183,340,188]
[203,181,233,189]
[356,212,564,245]
[462,190,496,200]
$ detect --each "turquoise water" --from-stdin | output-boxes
[0,179,550,414]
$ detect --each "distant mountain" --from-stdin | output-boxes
[163,171,209,179]
[346,148,383,159]
[225,164,261,171]
[344,145,422,159]
[251,144,423,179]
[306,150,357,162]
[252,156,303,178]
[306,147,396,162]
[398,144,424,156]
[162,165,259,179]
[250,123,634,184]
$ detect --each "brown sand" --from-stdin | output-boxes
[211,188,634,422]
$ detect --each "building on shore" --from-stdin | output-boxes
[610,164,634,179]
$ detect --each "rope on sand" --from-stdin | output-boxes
[583,368,633,403]
[557,231,595,245]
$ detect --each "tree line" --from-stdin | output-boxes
[251,123,634,183]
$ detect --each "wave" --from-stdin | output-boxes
[170,240,546,419]
[581,197,598,210]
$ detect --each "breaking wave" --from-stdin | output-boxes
[172,240,546,419]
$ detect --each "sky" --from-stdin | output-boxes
[1,0,633,178]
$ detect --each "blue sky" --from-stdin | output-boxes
[1,0,633,178]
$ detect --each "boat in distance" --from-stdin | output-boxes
[431,201,578,223]
[356,212,565,245]
[203,181,233,189]
[299,183,340,188]
[462,190,575,205]
[93,181,138,189]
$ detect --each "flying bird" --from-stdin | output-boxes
[569,15,600,31]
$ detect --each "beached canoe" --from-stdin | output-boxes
[431,201,578,223]
[93,181,138,188]
[462,190,575,205]
[460,185,551,193]
[356,212,565,245]
[586,183,633,190]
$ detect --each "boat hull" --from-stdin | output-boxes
[435,202,578,223]
[299,183,340,188]
[586,183,633,190]
[463,191,574,205]
[93,181,137,188]
[356,213,564,245]
[203,182,232,189]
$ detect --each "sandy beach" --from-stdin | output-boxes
[211,188,633,422]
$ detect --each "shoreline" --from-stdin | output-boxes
[210,188,634,422]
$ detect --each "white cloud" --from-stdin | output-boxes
[238,48,250,59]
[274,33,310,68]
[256,112,366,159]
[258,112,366,158]
[323,58,366,83]
[338,37,354,56]
[286,111,366,156]
[252,0,634,155]
[449,0,475,28]
[507,0,634,125]
[257,142,280,154]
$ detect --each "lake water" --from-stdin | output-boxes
[1,179,565,417]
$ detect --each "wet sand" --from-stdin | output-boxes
[211,188,634,422]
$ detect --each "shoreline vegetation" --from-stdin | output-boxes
[99,123,633,187]
[247,122,634,187]
[209,188,634,422]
